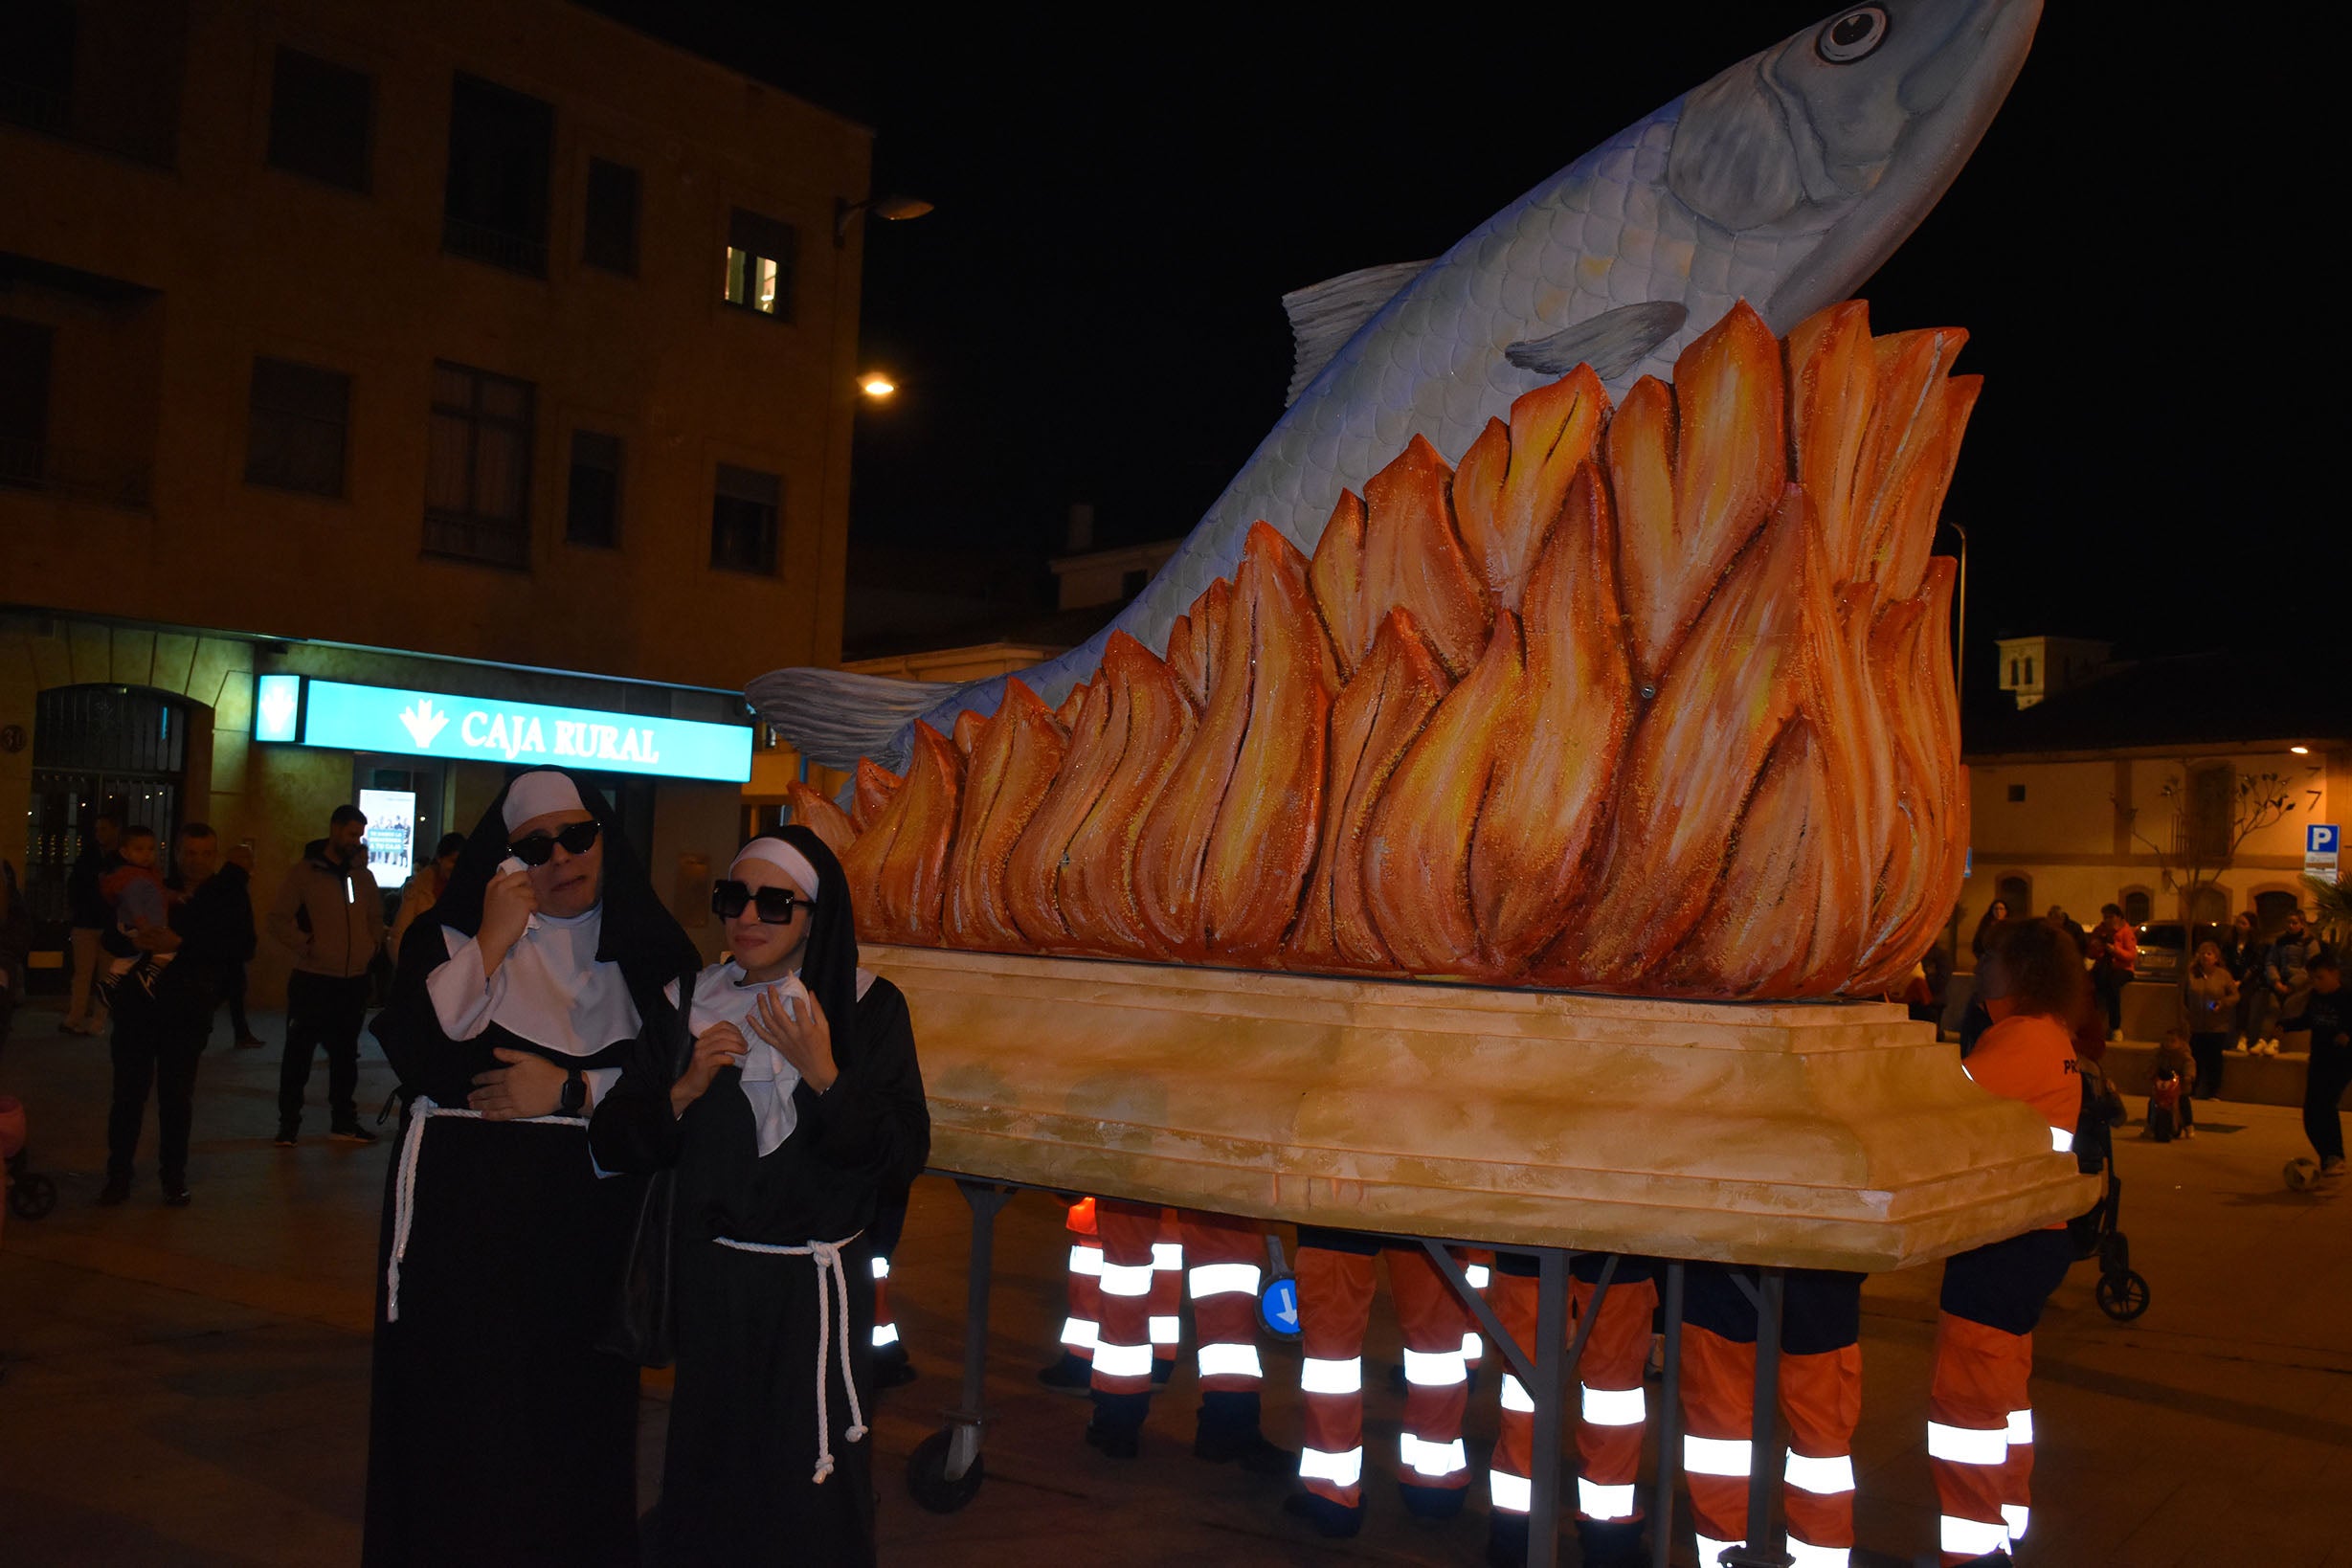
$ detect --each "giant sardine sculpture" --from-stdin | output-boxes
[752,0,2041,773]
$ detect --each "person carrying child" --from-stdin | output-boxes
[98,826,177,1005]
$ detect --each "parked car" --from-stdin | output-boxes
[2134,921,2225,982]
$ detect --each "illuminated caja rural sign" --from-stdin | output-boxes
[253,675,751,783]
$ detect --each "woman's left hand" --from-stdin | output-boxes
[469,1046,568,1120]
[749,987,838,1093]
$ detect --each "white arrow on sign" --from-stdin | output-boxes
[1273,1296,1298,1329]
[258,682,297,738]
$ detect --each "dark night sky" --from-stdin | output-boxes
[586,2,2317,681]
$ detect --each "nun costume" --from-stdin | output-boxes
[592,826,930,1567]
[363,768,701,1568]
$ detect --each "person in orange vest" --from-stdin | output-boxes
[1484,1254,1658,1568]
[1066,1197,1288,1470]
[1932,918,2083,1566]
[1677,1266,1866,1568]
[1288,1228,1478,1537]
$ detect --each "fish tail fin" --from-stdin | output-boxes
[744,666,983,776]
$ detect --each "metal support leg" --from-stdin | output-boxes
[946,1180,1016,1482]
[1652,1262,1685,1568]
[1724,1266,1792,1567]
[1527,1246,1572,1568]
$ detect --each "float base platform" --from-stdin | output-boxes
[872,943,2095,1272]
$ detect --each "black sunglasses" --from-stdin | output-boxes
[506,819,603,866]
[711,880,813,925]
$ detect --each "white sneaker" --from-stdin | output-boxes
[2322,1156,2347,1179]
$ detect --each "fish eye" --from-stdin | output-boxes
[1817,6,1889,63]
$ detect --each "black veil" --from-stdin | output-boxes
[757,823,859,1050]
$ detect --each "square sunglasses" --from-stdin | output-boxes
[506,819,603,865]
[711,880,814,924]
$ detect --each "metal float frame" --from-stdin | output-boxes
[919,1169,1812,1568]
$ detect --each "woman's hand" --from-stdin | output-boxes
[749,987,838,1093]
[469,1046,567,1120]
[670,1023,750,1118]
[479,868,539,973]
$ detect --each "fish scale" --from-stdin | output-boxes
[756,3,2042,773]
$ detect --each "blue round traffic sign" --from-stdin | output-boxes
[1259,1274,1301,1339]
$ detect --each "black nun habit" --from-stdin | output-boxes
[591,825,930,1568]
[363,768,700,1568]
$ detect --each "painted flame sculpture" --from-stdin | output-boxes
[792,299,1973,998]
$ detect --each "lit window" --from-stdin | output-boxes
[723,209,796,321]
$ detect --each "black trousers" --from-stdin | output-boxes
[2092,961,2126,1034]
[109,1011,205,1183]
[2306,1037,2352,1164]
[2188,1032,2229,1099]
[281,971,370,1127]
[224,961,254,1041]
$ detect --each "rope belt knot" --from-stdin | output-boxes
[715,1230,868,1483]
[386,1096,590,1322]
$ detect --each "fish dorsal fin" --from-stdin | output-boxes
[1504,301,1691,383]
[1282,259,1431,406]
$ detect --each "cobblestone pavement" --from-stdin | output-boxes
[3,1006,2347,1566]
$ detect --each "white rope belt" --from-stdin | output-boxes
[387,1096,589,1323]
[715,1230,869,1483]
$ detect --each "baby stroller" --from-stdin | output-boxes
[2067,1060,2149,1321]
[1,1095,59,1222]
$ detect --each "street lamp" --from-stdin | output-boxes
[836,192,933,247]
[860,374,896,398]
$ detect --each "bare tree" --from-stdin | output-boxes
[2115,761,2296,930]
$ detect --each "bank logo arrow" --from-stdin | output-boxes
[398,697,449,749]
[258,682,297,739]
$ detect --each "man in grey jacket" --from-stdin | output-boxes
[267,804,384,1144]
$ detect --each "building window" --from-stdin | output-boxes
[0,315,56,489]
[2121,888,2153,926]
[2185,763,2233,861]
[566,429,621,548]
[244,357,350,497]
[710,463,780,574]
[582,157,639,277]
[266,47,372,191]
[0,2,181,167]
[723,209,796,321]
[2024,656,2036,684]
[2007,659,2018,684]
[2005,784,2026,803]
[442,74,552,276]
[425,360,534,568]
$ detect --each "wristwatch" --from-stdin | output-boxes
[558,1068,587,1116]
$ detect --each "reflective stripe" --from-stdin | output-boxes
[1940,1514,2009,1557]
[1462,1331,1482,1362]
[1782,1449,1854,1495]
[1196,1341,1263,1380]
[2050,1125,2074,1154]
[1149,1314,1180,1345]
[1581,1382,1646,1427]
[1068,1243,1104,1278]
[1152,1241,1184,1270]
[1465,1263,1491,1289]
[1683,1434,1754,1477]
[1927,1421,2008,1466]
[1490,1468,1533,1513]
[1091,1339,1152,1378]
[1298,1445,1363,1488]
[1784,1539,1849,1568]
[1060,1316,1097,1350]
[2004,1502,2030,1542]
[1578,1478,1637,1520]
[1400,1432,1467,1478]
[1301,1355,1363,1395]
[1099,1261,1154,1297]
[1500,1375,1535,1414]
[870,1254,890,1280]
[872,1321,900,1348]
[1693,1534,1742,1565]
[1188,1262,1260,1298]
[1401,1347,1467,1387]
[2006,1407,2034,1445]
